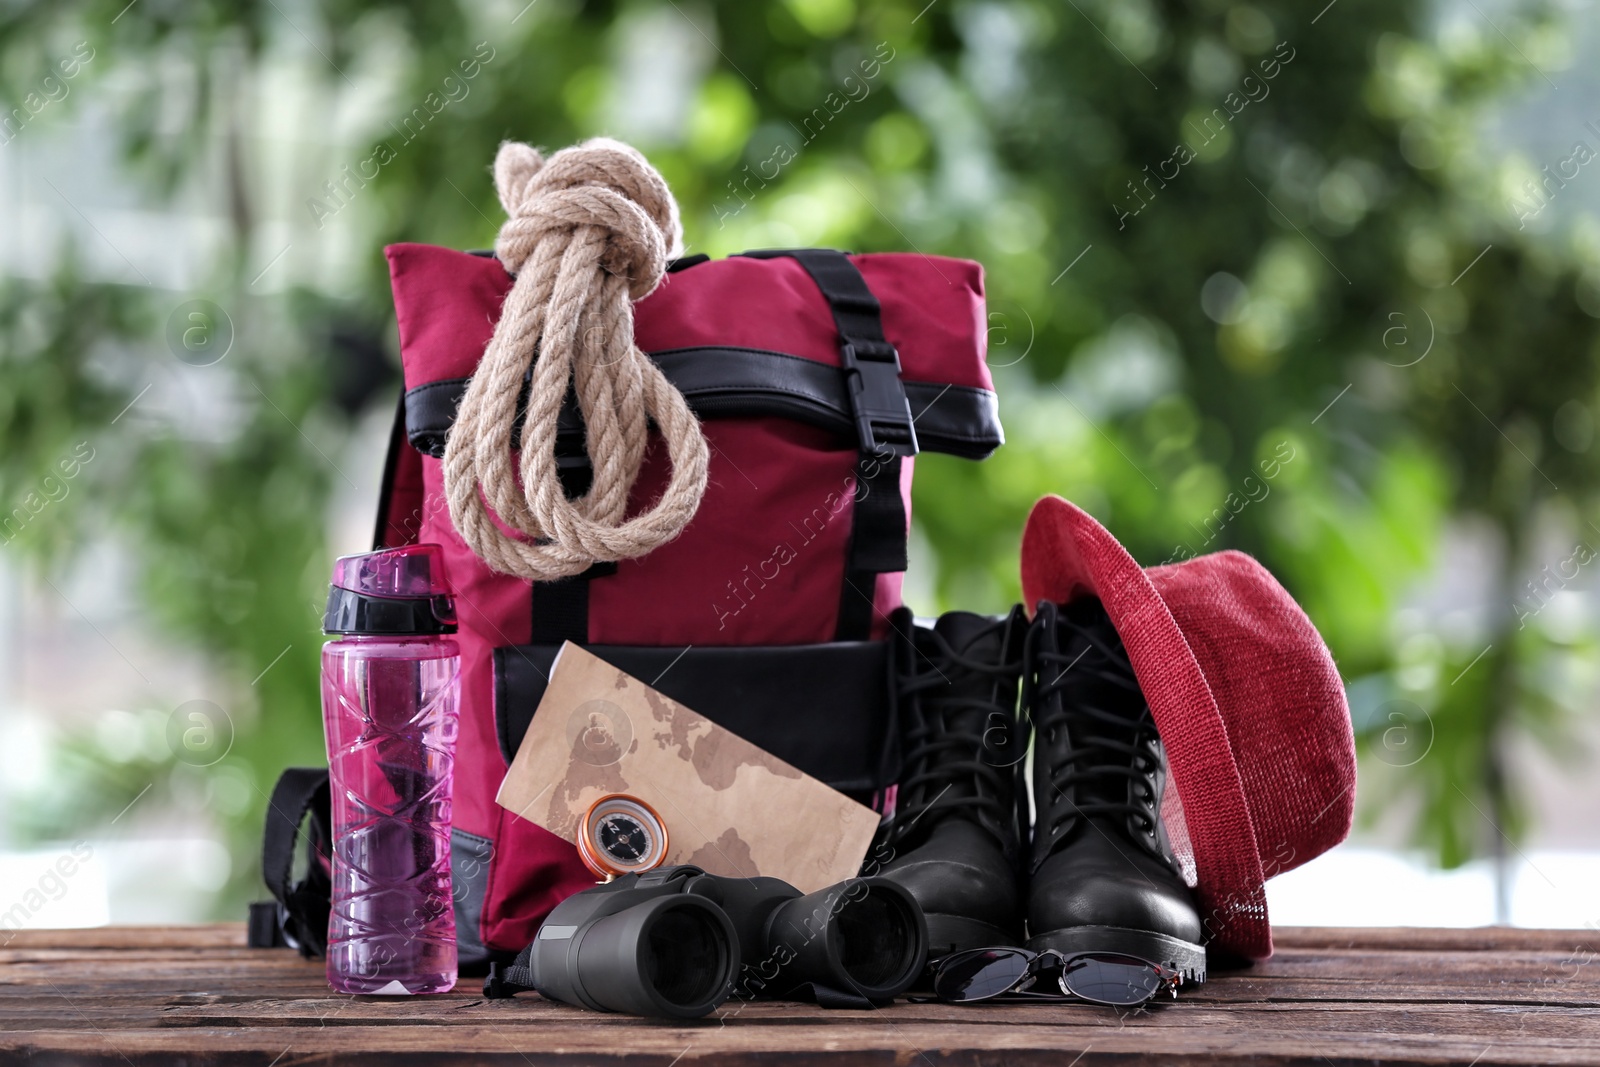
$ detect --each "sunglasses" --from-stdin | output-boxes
[931,947,1182,1007]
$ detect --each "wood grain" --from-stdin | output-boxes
[2,925,1598,1065]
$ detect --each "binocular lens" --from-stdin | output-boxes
[566,895,738,1018]
[644,905,729,1009]
[769,878,926,1001]
[835,887,915,989]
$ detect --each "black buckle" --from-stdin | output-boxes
[840,340,918,457]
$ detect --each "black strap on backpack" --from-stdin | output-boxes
[740,249,917,456]
[247,767,333,958]
[739,249,915,641]
[519,257,709,645]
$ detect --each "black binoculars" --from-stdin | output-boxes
[484,865,928,1018]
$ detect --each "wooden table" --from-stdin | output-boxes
[1,925,1597,1065]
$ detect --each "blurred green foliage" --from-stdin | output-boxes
[2,0,1598,915]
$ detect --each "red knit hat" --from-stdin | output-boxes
[1020,495,1355,961]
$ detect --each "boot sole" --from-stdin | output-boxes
[1026,925,1207,984]
[924,913,1022,960]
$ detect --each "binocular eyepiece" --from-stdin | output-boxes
[486,866,927,1019]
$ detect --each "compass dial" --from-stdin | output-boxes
[597,812,650,863]
[578,794,669,879]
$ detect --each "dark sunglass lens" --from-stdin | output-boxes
[1059,953,1166,1006]
[934,949,1034,1003]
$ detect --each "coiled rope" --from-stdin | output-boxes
[443,138,709,580]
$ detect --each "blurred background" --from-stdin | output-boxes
[3,0,1599,930]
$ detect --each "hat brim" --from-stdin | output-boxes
[1021,495,1273,960]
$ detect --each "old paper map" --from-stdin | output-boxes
[495,643,881,893]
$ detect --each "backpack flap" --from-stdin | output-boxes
[385,243,1001,648]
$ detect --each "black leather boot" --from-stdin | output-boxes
[1025,598,1207,982]
[869,608,1029,959]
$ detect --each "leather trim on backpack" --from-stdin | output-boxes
[401,349,1003,463]
[493,641,899,793]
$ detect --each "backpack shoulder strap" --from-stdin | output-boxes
[373,387,426,549]
[248,767,332,958]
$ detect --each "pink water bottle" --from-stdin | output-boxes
[320,544,461,994]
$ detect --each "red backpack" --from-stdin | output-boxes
[262,244,1001,966]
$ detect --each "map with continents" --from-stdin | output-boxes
[496,643,880,893]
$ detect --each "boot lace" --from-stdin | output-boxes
[1027,605,1162,846]
[885,620,1020,849]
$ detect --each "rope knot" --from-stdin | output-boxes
[442,138,708,581]
[492,138,682,300]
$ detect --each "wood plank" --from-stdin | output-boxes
[10,923,1596,954]
[0,924,248,950]
[5,1011,1599,1067]
[10,923,1597,953]
[9,946,1599,1007]
[1273,926,1600,954]
[2,926,1598,1066]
